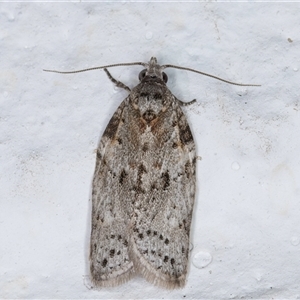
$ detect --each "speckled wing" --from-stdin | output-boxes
[90,98,136,287]
[127,93,196,289]
[90,80,196,289]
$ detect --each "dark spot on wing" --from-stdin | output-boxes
[180,126,193,145]
[161,171,170,190]
[154,92,162,99]
[96,150,102,160]
[143,109,157,122]
[142,142,149,152]
[102,258,108,267]
[110,249,115,257]
[119,169,127,185]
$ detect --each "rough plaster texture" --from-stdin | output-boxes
[1,2,300,299]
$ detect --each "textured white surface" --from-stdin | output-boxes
[1,2,300,299]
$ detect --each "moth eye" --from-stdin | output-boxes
[139,69,147,81]
[162,72,168,83]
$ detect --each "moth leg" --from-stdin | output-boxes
[175,97,197,106]
[104,68,131,92]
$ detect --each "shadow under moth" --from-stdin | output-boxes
[44,57,259,289]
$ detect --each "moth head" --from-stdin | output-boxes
[139,57,168,83]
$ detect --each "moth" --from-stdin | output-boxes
[44,58,259,289]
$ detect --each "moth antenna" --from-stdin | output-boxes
[161,64,261,87]
[43,61,146,74]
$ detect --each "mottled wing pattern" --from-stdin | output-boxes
[90,99,136,287]
[90,66,196,289]
[128,92,196,289]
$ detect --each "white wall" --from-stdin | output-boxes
[1,2,299,299]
